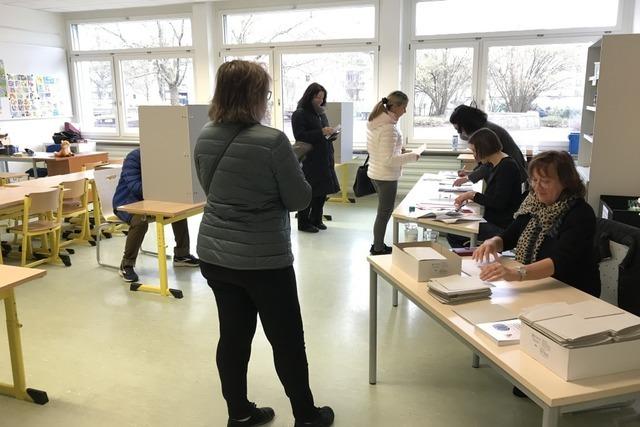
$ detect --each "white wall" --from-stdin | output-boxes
[634,0,640,32]
[0,5,69,157]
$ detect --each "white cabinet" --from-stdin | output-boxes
[324,102,353,165]
[579,35,640,210]
[139,105,209,204]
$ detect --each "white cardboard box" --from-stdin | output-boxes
[392,241,461,282]
[520,323,640,381]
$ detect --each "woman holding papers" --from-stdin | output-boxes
[367,91,421,255]
[195,61,334,427]
[473,150,600,297]
[449,128,527,247]
[291,83,340,233]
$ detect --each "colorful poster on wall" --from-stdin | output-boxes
[6,73,65,119]
[0,60,6,97]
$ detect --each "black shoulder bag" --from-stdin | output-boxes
[353,155,376,197]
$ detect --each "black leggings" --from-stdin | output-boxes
[200,261,316,421]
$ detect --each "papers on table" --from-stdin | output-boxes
[427,275,492,304]
[519,301,640,348]
[453,302,516,325]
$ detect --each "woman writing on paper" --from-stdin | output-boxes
[473,150,600,297]
[367,91,420,255]
[448,128,527,247]
[291,83,340,233]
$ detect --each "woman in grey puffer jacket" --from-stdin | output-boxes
[194,60,334,427]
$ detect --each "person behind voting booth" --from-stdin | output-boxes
[112,148,199,283]
[291,82,340,233]
[448,128,527,248]
[194,60,334,427]
[449,104,527,187]
[366,91,420,255]
[473,150,601,297]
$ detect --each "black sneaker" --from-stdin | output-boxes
[313,222,327,230]
[227,403,275,427]
[370,244,392,255]
[119,265,138,283]
[298,225,319,233]
[294,406,334,427]
[173,254,200,267]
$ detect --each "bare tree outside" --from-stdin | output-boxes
[414,49,472,116]
[488,47,569,113]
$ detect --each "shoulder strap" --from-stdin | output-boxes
[205,124,248,189]
[363,155,370,165]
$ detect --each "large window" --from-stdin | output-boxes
[220,4,377,148]
[223,5,375,45]
[413,46,475,141]
[70,17,194,138]
[485,42,589,148]
[416,0,620,36]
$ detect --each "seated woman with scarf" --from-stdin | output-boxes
[473,150,600,297]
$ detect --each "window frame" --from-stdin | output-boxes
[67,15,195,142]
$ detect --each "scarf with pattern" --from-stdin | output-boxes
[514,192,577,264]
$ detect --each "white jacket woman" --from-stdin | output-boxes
[366,92,420,255]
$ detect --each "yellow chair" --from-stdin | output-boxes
[59,178,91,252]
[8,187,66,268]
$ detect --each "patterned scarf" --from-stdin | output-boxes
[514,192,577,264]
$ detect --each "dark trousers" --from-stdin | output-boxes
[200,261,316,421]
[447,221,505,248]
[121,215,190,267]
[298,195,326,228]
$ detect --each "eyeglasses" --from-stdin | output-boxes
[528,178,554,188]
[267,90,272,100]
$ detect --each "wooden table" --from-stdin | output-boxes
[0,265,49,405]
[457,152,476,171]
[0,152,108,177]
[117,200,204,299]
[0,172,28,186]
[367,255,640,427]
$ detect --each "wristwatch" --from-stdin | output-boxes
[516,266,527,281]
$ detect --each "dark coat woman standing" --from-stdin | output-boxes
[291,83,340,233]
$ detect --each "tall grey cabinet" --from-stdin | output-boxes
[139,105,209,204]
[579,34,640,210]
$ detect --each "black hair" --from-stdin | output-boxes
[449,104,488,133]
[297,83,327,110]
[468,128,503,159]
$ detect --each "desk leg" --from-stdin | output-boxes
[0,290,48,405]
[129,217,183,299]
[470,235,477,247]
[542,406,559,427]
[369,266,377,385]
[32,159,38,178]
[392,220,399,307]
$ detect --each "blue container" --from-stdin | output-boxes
[568,132,580,155]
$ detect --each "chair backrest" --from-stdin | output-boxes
[594,218,640,315]
[93,167,122,220]
[61,178,88,200]
[25,187,63,218]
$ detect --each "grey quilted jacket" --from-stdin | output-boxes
[194,122,311,270]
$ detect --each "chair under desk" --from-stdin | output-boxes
[367,255,640,427]
[0,265,48,405]
[116,200,204,299]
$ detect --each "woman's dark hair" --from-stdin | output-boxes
[208,60,271,124]
[449,105,488,133]
[528,150,586,199]
[467,128,503,159]
[368,91,409,121]
[297,83,327,110]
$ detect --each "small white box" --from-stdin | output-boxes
[520,323,640,381]
[392,241,461,282]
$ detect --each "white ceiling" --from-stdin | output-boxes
[0,0,208,13]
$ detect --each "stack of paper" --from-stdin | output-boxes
[427,275,492,304]
[519,301,640,348]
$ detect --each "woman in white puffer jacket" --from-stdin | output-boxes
[367,91,420,255]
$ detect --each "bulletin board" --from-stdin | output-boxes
[0,42,72,120]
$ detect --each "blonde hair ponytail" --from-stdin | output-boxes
[368,91,408,121]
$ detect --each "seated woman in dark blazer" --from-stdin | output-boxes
[448,128,527,247]
[473,150,600,297]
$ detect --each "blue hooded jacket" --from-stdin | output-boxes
[113,148,142,223]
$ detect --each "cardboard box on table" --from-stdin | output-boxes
[392,241,461,282]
